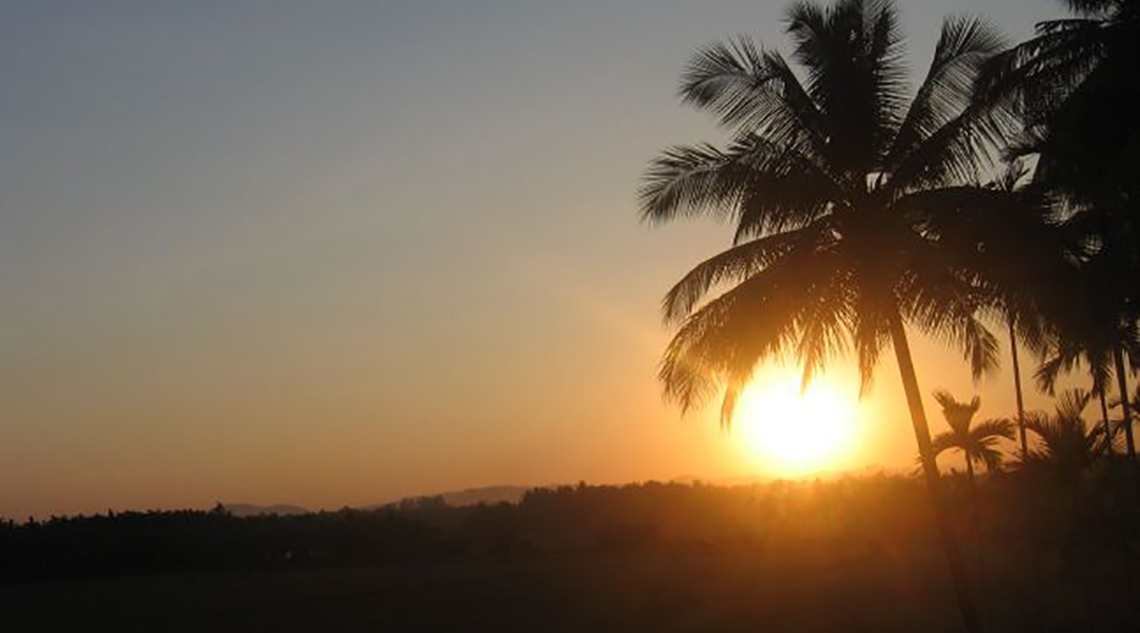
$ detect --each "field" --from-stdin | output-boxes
[5,538,1128,632]
[6,476,1138,632]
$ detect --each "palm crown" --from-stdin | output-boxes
[1022,389,1104,482]
[640,0,1020,424]
[930,391,1014,474]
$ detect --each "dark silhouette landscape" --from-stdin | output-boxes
[4,467,1139,631]
[4,0,1139,630]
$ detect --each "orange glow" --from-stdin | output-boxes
[735,374,859,477]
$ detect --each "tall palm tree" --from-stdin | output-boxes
[1110,384,1140,444]
[1034,256,1140,457]
[972,158,1059,458]
[639,1,1021,629]
[984,0,1140,458]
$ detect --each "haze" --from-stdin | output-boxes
[1,0,1062,519]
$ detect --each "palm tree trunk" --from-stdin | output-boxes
[1008,316,1028,458]
[964,456,991,616]
[890,314,984,633]
[965,458,983,558]
[1114,346,1136,458]
[1100,389,1113,456]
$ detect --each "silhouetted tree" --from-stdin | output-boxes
[931,391,1013,484]
[929,390,1012,611]
[1021,390,1104,483]
[639,2,1026,629]
[985,0,1140,458]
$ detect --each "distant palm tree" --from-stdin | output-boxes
[929,391,1012,610]
[1034,260,1140,457]
[1019,388,1109,629]
[1110,385,1140,446]
[971,158,1061,458]
[640,1,1022,630]
[931,391,1014,486]
[1021,390,1104,483]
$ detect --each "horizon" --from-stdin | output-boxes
[2,0,1073,520]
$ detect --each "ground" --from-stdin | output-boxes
[6,543,1116,633]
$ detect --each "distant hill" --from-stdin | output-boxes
[371,485,532,509]
[220,472,900,517]
[222,503,310,517]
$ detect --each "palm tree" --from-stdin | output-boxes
[639,1,1021,629]
[972,158,1059,458]
[929,391,1013,608]
[931,391,1014,488]
[1034,257,1140,457]
[983,0,1140,458]
[1019,388,1108,628]
[1021,389,1104,483]
[1110,385,1140,445]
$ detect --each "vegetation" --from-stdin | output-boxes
[7,0,1138,631]
[639,0,1138,630]
[4,476,1138,631]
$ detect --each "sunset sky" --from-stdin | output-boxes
[2,0,1068,519]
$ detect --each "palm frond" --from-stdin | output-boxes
[680,38,830,161]
[785,0,909,173]
[887,15,1006,176]
[659,241,848,425]
[932,389,981,436]
[661,226,814,324]
[930,429,960,458]
[639,134,839,233]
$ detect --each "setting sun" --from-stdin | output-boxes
[735,376,858,477]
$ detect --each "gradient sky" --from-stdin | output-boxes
[2,0,1068,519]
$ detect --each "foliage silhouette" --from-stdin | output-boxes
[1019,389,1105,483]
[638,1,1034,629]
[4,476,1139,630]
[986,0,1140,458]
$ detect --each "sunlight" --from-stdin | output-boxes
[735,375,858,477]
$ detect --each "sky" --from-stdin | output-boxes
[1,0,1069,519]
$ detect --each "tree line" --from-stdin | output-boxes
[2,475,1135,628]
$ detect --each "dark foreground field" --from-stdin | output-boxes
[5,476,1138,632]
[5,544,1131,632]
[4,549,961,633]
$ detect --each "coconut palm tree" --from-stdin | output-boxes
[639,1,1022,629]
[983,0,1140,458]
[1034,256,1140,457]
[969,158,1061,458]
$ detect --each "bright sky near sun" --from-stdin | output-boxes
[1,0,1066,519]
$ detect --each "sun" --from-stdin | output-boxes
[734,375,858,477]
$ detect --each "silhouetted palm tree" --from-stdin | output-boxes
[1019,388,1111,629]
[931,391,1014,485]
[1110,385,1140,446]
[640,1,1021,629]
[929,391,1012,612]
[970,158,1061,458]
[985,0,1140,458]
[1021,390,1104,483]
[1034,258,1140,457]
